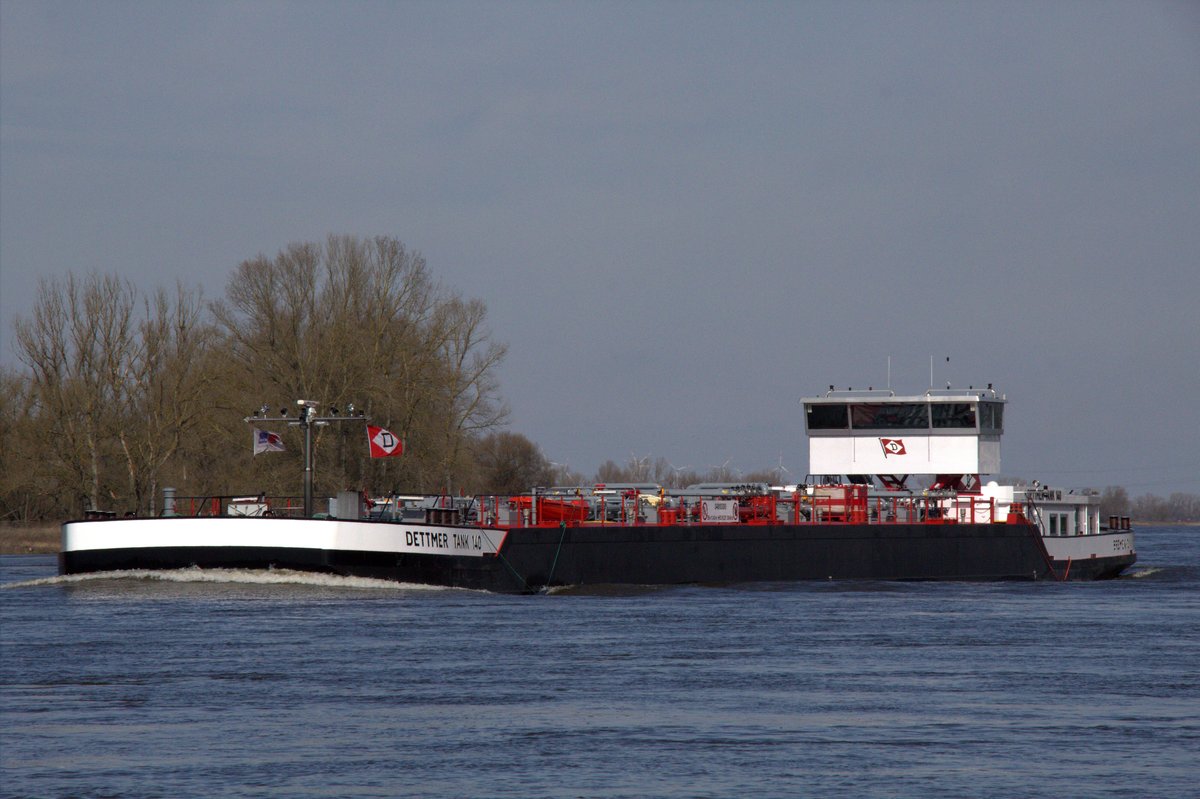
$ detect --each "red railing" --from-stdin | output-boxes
[476,486,997,528]
[93,489,997,526]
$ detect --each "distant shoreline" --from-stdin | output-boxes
[2,524,60,555]
[3,520,1197,556]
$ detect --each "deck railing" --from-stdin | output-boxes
[478,486,998,528]
[168,495,309,518]
[138,488,999,527]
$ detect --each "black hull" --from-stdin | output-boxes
[55,521,1114,593]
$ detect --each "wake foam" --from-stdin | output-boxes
[1,567,445,591]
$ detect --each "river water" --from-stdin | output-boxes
[2,526,1197,798]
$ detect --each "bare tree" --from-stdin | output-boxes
[12,275,217,515]
[471,432,553,494]
[595,460,629,484]
[114,283,217,513]
[429,296,509,487]
[1099,486,1130,518]
[0,368,48,522]
[14,274,139,513]
[211,235,509,496]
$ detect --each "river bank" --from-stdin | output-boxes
[1,525,59,555]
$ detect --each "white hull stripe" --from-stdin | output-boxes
[62,517,502,558]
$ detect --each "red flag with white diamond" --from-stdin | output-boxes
[367,425,403,458]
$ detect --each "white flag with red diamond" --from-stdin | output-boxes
[367,425,403,458]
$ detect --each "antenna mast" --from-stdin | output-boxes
[245,401,368,518]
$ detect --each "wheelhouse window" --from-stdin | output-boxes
[931,403,976,429]
[850,403,929,429]
[980,402,1004,432]
[806,403,849,430]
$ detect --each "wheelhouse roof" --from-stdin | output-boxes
[802,388,1005,405]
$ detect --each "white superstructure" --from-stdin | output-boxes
[804,388,1004,483]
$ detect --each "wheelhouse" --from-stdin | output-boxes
[802,388,1007,487]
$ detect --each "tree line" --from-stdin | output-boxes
[1099,486,1200,524]
[2,236,516,520]
[2,234,1196,523]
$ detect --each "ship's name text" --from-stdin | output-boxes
[405,530,448,549]
[403,530,485,551]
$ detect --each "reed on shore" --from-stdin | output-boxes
[1,525,60,555]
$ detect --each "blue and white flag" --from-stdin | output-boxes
[253,428,286,455]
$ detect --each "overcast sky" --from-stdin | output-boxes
[2,1,1198,494]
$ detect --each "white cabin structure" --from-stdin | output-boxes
[803,387,1004,491]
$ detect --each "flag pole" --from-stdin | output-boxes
[303,407,315,517]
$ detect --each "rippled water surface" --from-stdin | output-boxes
[3,527,1197,798]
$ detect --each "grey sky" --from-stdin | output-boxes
[3,1,1198,494]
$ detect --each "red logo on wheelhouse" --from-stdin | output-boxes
[880,438,906,457]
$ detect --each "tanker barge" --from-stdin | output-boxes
[60,388,1136,591]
